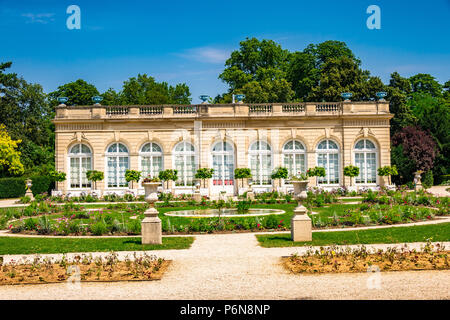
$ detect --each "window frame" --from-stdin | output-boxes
[105,142,130,189]
[248,140,272,186]
[315,139,340,186]
[353,139,378,185]
[67,143,92,190]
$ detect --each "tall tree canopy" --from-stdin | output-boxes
[0,62,53,176]
[49,79,99,106]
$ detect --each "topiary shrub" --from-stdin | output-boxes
[422,170,434,188]
[30,175,53,196]
[0,177,26,198]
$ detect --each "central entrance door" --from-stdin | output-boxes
[211,141,235,195]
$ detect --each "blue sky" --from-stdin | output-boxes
[1,0,449,103]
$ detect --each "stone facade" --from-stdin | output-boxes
[53,101,393,196]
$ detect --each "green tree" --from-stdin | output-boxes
[218,38,293,102]
[120,74,191,105]
[234,168,252,189]
[86,170,104,190]
[308,56,370,102]
[377,165,398,185]
[343,165,360,186]
[409,73,443,97]
[0,62,53,175]
[158,169,178,189]
[49,79,99,106]
[271,167,288,187]
[125,170,142,189]
[194,168,214,188]
[0,124,24,176]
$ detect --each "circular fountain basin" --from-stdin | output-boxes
[164,208,285,218]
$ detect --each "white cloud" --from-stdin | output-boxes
[21,13,55,24]
[177,47,230,64]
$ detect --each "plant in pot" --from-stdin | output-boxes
[125,170,141,190]
[86,170,104,197]
[158,169,178,191]
[271,167,288,190]
[377,165,398,188]
[306,166,326,186]
[194,168,214,188]
[234,168,252,190]
[49,170,66,195]
[343,165,360,187]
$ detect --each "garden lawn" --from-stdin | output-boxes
[0,236,194,255]
[256,222,450,247]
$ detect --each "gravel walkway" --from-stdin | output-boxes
[1,233,449,300]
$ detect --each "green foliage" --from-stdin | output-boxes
[0,177,26,198]
[271,167,288,180]
[343,165,359,177]
[49,170,66,182]
[234,168,252,188]
[422,170,434,188]
[86,170,104,189]
[377,165,398,185]
[119,74,191,105]
[306,167,326,177]
[194,168,214,188]
[343,165,360,186]
[125,170,142,188]
[48,79,99,106]
[158,169,178,189]
[234,168,252,179]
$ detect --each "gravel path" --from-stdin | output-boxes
[1,233,449,300]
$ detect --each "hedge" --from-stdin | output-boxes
[0,176,54,199]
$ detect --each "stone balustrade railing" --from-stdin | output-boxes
[54,101,390,120]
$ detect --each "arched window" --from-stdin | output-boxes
[68,144,92,188]
[173,141,196,186]
[106,143,129,188]
[249,141,272,185]
[211,141,234,186]
[316,139,340,185]
[354,139,377,184]
[140,142,163,180]
[282,140,306,179]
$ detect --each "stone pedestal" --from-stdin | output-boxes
[141,207,162,245]
[291,205,312,242]
[193,191,202,202]
[25,189,34,201]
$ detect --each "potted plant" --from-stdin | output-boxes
[343,165,360,191]
[271,167,288,191]
[234,168,252,195]
[306,166,326,186]
[194,168,214,188]
[377,165,398,189]
[86,170,104,197]
[158,169,178,193]
[125,169,141,195]
[49,170,66,196]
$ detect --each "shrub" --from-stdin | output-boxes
[90,222,108,235]
[236,200,251,212]
[127,219,141,235]
[343,165,360,186]
[263,215,279,229]
[422,170,433,188]
[30,175,53,196]
[0,177,26,198]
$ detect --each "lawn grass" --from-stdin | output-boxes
[256,222,450,247]
[0,236,194,255]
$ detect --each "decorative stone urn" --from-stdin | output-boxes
[141,182,162,244]
[193,179,202,202]
[414,171,423,191]
[290,180,312,242]
[25,179,34,201]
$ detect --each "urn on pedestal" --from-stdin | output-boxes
[141,181,162,245]
[290,178,312,242]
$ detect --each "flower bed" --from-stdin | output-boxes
[282,241,449,274]
[0,252,170,285]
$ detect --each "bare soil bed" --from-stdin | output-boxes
[282,243,450,274]
[0,252,170,285]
